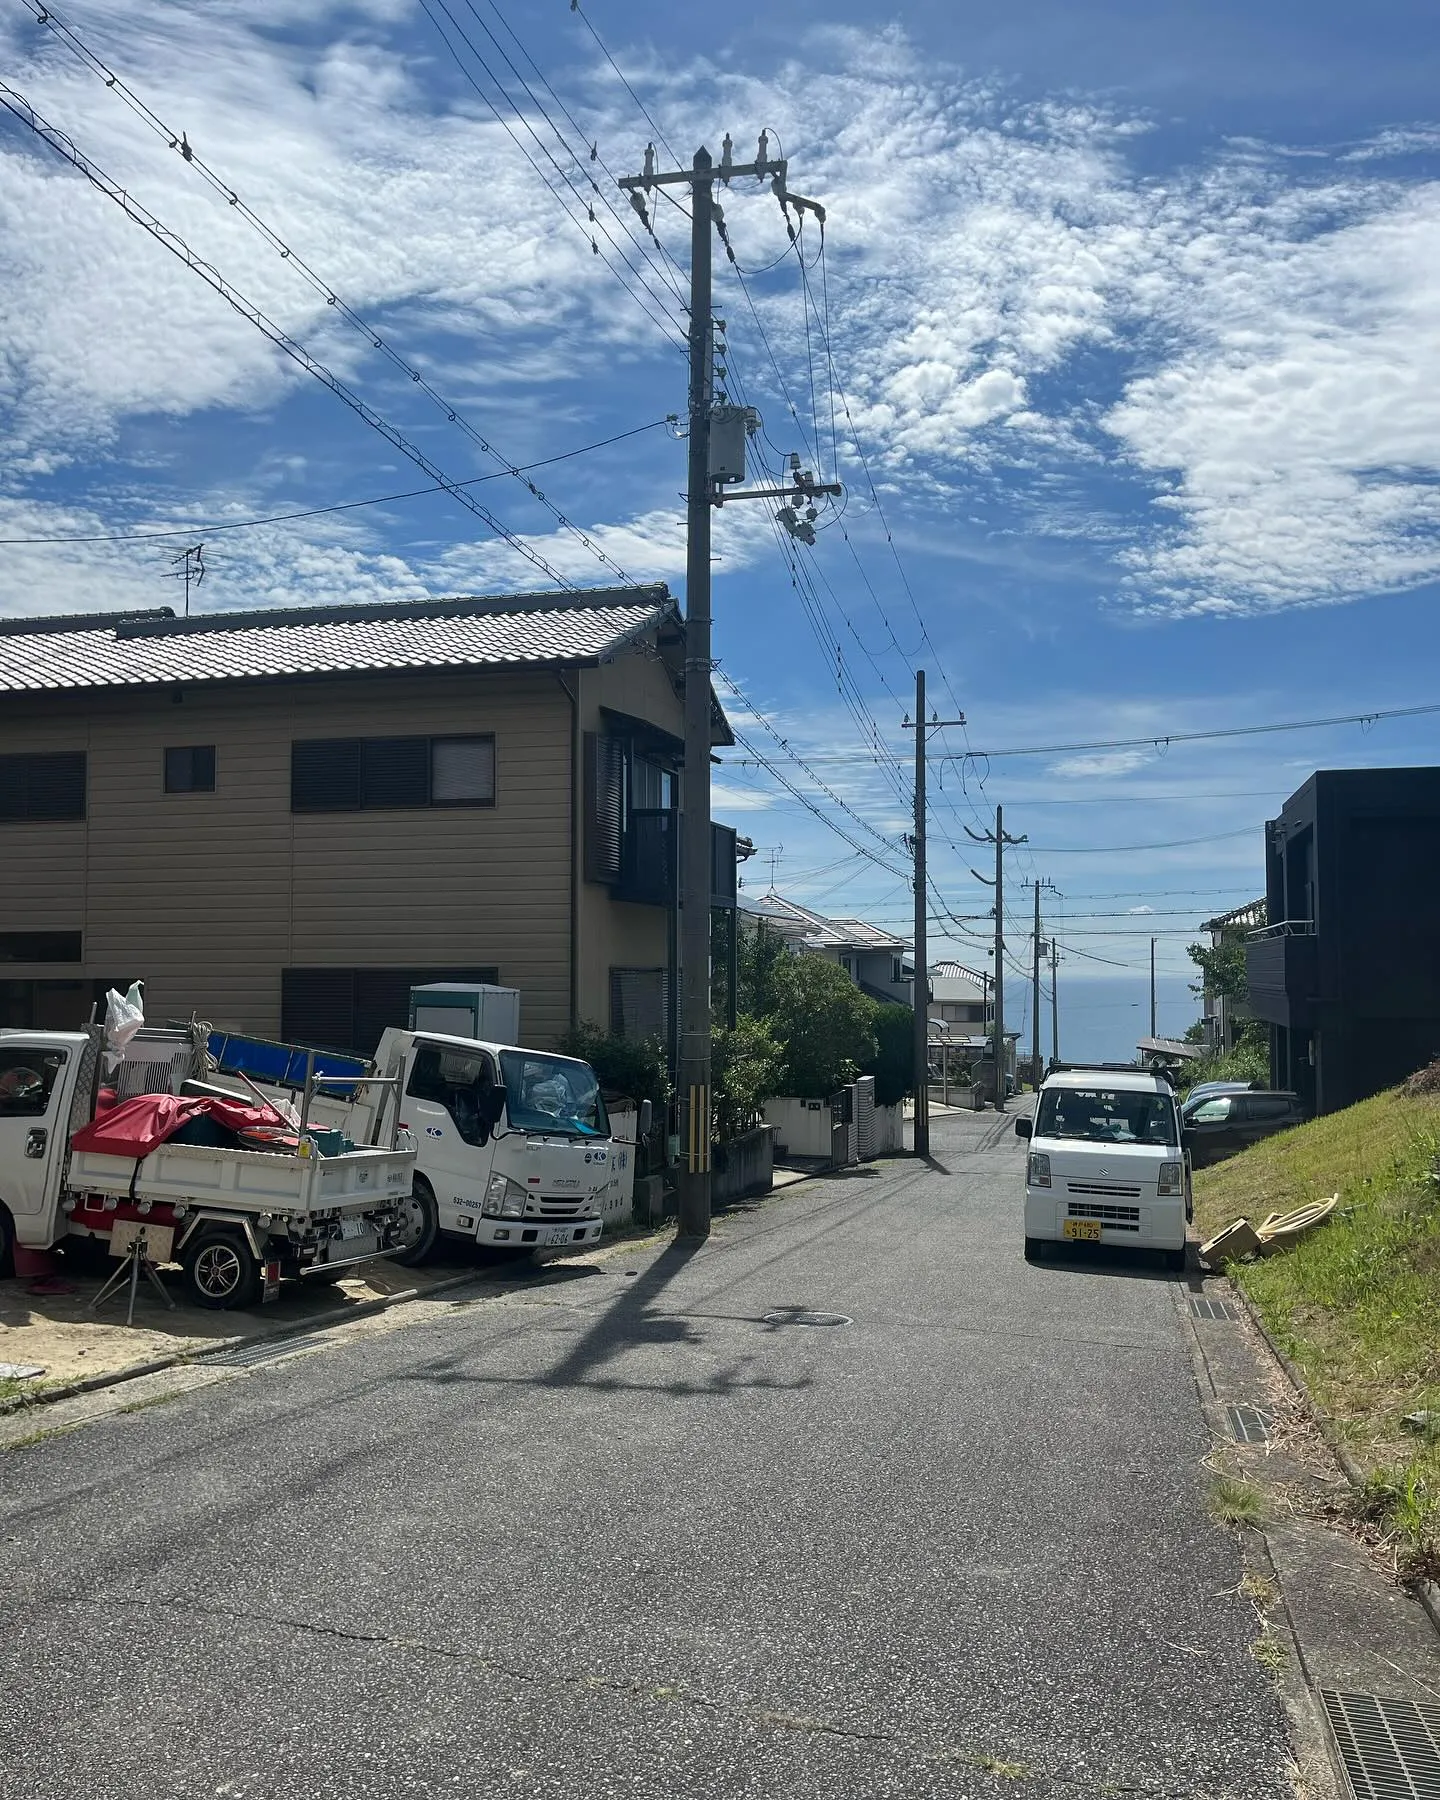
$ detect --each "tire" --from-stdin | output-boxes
[1023,1236,1044,1263]
[391,1175,440,1268]
[0,1205,13,1280]
[181,1226,263,1310]
[1163,1244,1188,1274]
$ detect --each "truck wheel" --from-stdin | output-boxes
[1163,1244,1188,1274]
[182,1227,263,1310]
[391,1175,439,1267]
[0,1205,13,1280]
[1023,1236,1044,1263]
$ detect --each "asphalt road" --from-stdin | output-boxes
[1,1109,1293,1799]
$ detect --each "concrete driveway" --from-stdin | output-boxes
[0,1108,1292,1798]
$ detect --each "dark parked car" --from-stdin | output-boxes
[1183,1090,1307,1168]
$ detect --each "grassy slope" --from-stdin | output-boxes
[1192,1087,1440,1566]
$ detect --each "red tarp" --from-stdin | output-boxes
[70,1092,288,1158]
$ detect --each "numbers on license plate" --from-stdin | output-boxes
[1063,1218,1102,1241]
[546,1227,574,1246]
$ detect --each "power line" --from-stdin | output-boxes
[0,419,673,546]
[0,80,591,591]
[21,0,646,586]
[567,2,681,168]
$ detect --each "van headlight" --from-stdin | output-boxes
[1157,1161,1183,1197]
[1027,1152,1051,1188]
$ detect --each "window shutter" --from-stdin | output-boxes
[0,753,86,821]
[609,967,668,1042]
[360,737,429,809]
[292,740,361,811]
[584,733,623,883]
[281,968,356,1052]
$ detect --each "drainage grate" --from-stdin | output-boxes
[1191,1296,1239,1322]
[1321,1689,1440,1800]
[206,1334,325,1370]
[1226,1403,1273,1444]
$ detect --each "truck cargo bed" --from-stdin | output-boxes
[67,1142,414,1215]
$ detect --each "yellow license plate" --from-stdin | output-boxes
[1063,1218,1103,1241]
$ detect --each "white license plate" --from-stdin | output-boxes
[337,1217,368,1240]
[545,1226,576,1247]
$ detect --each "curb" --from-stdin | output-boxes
[1220,1266,1440,1640]
[0,1266,491,1417]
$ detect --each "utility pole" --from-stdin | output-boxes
[1050,938,1060,1067]
[902,673,965,1159]
[619,137,834,1238]
[966,806,1027,1109]
[1029,877,1060,1088]
[1150,937,1157,1042]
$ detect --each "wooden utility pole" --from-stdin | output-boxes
[966,807,1027,1108]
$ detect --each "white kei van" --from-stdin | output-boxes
[1015,1065,1190,1271]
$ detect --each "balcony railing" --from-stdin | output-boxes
[614,811,740,910]
[1248,919,1316,940]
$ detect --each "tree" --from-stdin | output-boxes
[766,954,879,1098]
[737,918,790,1020]
[554,1022,670,1109]
[710,1014,782,1142]
[864,1003,915,1106]
[1187,929,1248,1004]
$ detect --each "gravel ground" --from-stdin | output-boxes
[0,1109,1293,1798]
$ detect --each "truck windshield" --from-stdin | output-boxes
[499,1052,608,1138]
[1035,1087,1176,1146]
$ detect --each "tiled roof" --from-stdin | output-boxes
[0,588,675,694]
[742,893,910,952]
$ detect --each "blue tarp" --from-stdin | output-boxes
[207,1031,370,1098]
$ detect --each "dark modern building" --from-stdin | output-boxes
[1246,767,1440,1114]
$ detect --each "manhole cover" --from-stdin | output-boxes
[207,1334,323,1370]
[761,1310,852,1328]
[1226,1403,1273,1445]
[1321,1689,1440,1799]
[1191,1296,1238,1322]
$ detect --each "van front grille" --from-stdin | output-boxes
[1066,1180,1143,1199]
[1067,1201,1142,1231]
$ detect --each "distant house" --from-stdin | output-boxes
[742,894,913,1007]
[1199,897,1264,1049]
[1245,767,1440,1114]
[0,589,738,1058]
[928,960,988,1036]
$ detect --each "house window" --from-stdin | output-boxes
[290,736,495,812]
[892,957,905,985]
[0,932,82,963]
[165,745,216,792]
[0,978,116,1031]
[0,752,86,821]
[282,966,500,1056]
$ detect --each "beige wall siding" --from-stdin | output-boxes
[0,644,697,1053]
[0,670,574,1047]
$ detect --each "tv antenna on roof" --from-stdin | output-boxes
[165,542,205,616]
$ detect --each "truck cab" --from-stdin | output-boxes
[1016,1064,1189,1272]
[370,1029,622,1262]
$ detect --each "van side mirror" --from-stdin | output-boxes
[637,1099,652,1140]
[1014,1118,1032,1139]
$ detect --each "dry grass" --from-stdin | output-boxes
[1194,1087,1440,1574]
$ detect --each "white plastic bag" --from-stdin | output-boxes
[104,981,145,1055]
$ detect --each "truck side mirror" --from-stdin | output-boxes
[637,1099,652,1140]
[483,1084,507,1127]
[1014,1118,1032,1139]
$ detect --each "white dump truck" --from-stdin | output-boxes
[208,1024,637,1264]
[0,1021,417,1308]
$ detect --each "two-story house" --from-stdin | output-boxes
[1245,767,1440,1114]
[0,588,737,1058]
[742,894,914,1006]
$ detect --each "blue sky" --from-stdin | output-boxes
[2,0,1438,1057]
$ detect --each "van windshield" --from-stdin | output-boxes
[499,1052,608,1138]
[1035,1086,1176,1146]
